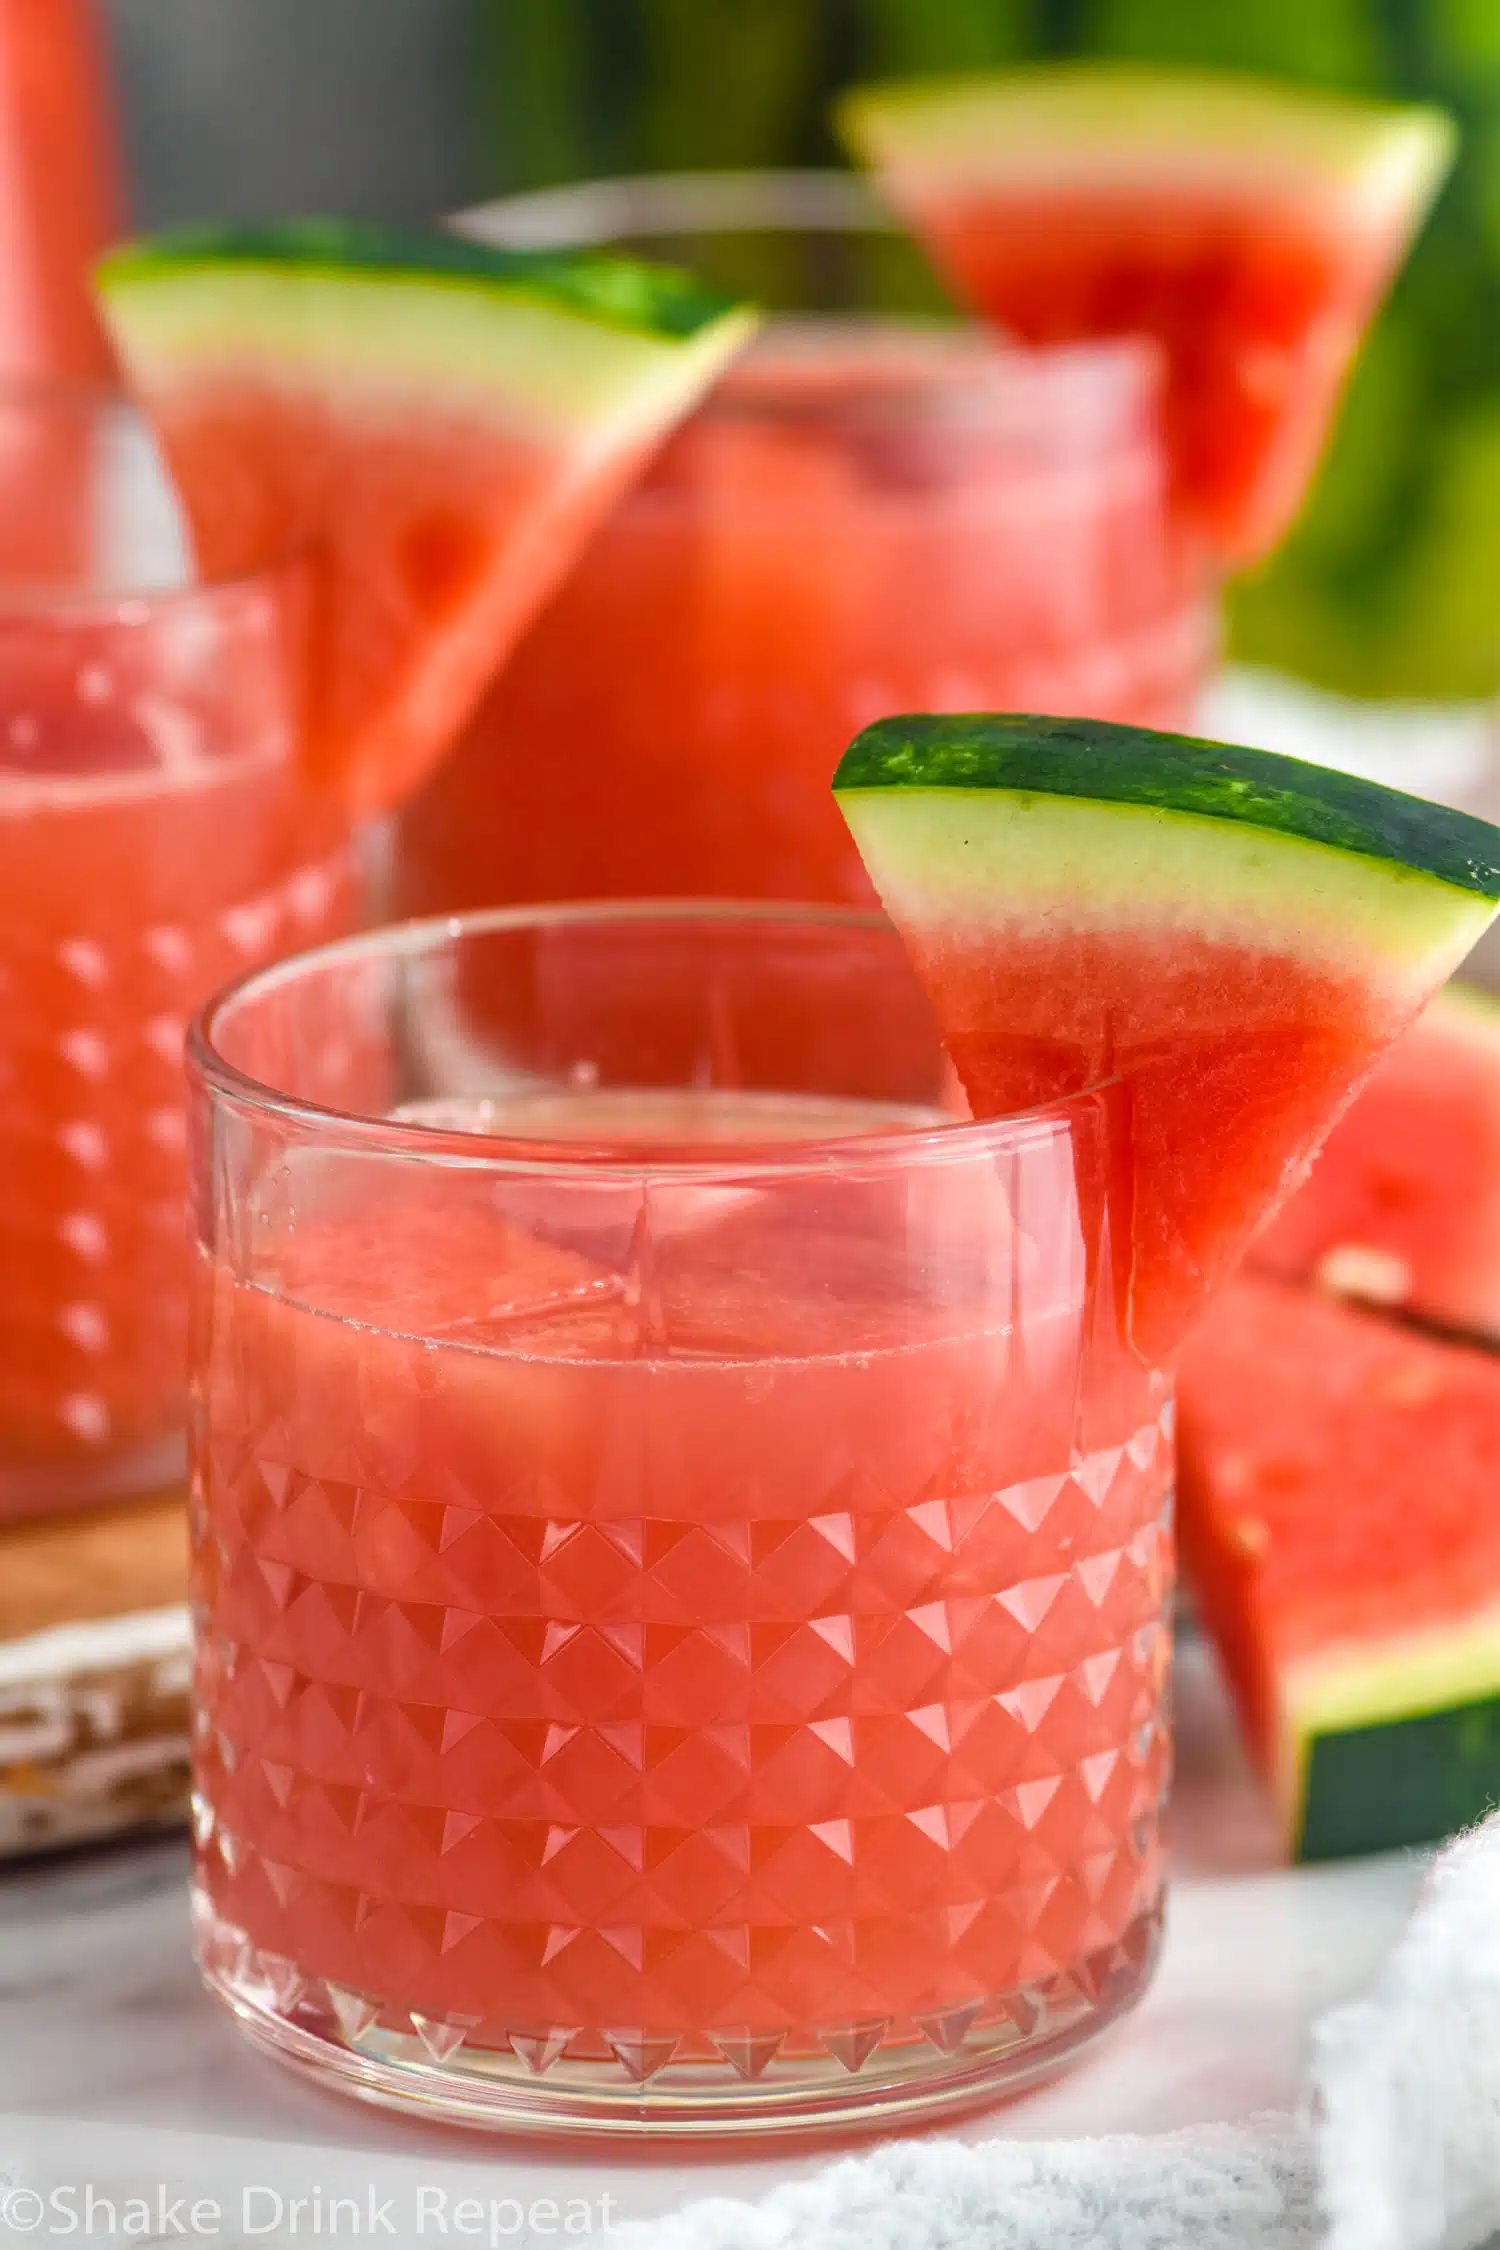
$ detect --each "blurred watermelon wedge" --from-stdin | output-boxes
[837,64,1453,565]
[1253,981,1500,1342]
[97,223,756,814]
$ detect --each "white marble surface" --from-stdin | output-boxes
[0,1648,1422,2243]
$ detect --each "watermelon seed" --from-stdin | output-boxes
[1229,1517,1269,1561]
[1313,1243,1412,1308]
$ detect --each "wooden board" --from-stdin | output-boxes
[0,1494,191,1858]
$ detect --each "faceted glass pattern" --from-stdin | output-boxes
[1,836,353,1513]
[189,908,1174,2133]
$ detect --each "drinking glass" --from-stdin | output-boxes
[188,903,1173,2135]
[0,388,355,1521]
[393,171,1215,920]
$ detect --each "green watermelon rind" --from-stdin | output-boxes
[835,63,1455,224]
[99,220,746,344]
[98,225,758,452]
[1297,1691,1500,1862]
[834,713,1500,902]
[1287,1610,1500,1859]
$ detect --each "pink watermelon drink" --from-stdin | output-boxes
[0,391,355,1521]
[838,68,1453,565]
[188,906,1171,2133]
[395,176,1212,919]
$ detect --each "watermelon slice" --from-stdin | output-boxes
[1178,1274,1500,1859]
[95,223,756,814]
[836,65,1454,564]
[833,714,1500,1362]
[1253,981,1500,1341]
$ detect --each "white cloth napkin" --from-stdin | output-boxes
[629,1814,1500,2250]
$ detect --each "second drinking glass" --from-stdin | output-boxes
[396,172,1215,919]
[0,387,355,1521]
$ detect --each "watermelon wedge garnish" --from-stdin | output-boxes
[833,714,1500,1361]
[1178,1274,1500,1860]
[836,66,1454,564]
[96,223,756,814]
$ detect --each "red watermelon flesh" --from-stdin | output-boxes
[920,924,1401,1362]
[1178,1273,1500,1857]
[838,69,1454,564]
[1253,982,1500,1342]
[129,374,649,812]
[912,195,1378,564]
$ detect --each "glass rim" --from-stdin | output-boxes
[453,170,1160,426]
[189,899,1116,1181]
[457,169,901,250]
[0,378,302,618]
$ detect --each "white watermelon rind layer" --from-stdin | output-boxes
[835,715,1500,999]
[836,63,1456,236]
[97,226,758,446]
[839,788,1497,996]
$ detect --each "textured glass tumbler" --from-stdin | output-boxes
[0,389,354,1523]
[188,904,1172,2137]
[395,171,1215,921]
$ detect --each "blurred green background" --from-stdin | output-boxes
[471,0,1500,707]
[110,0,1500,706]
